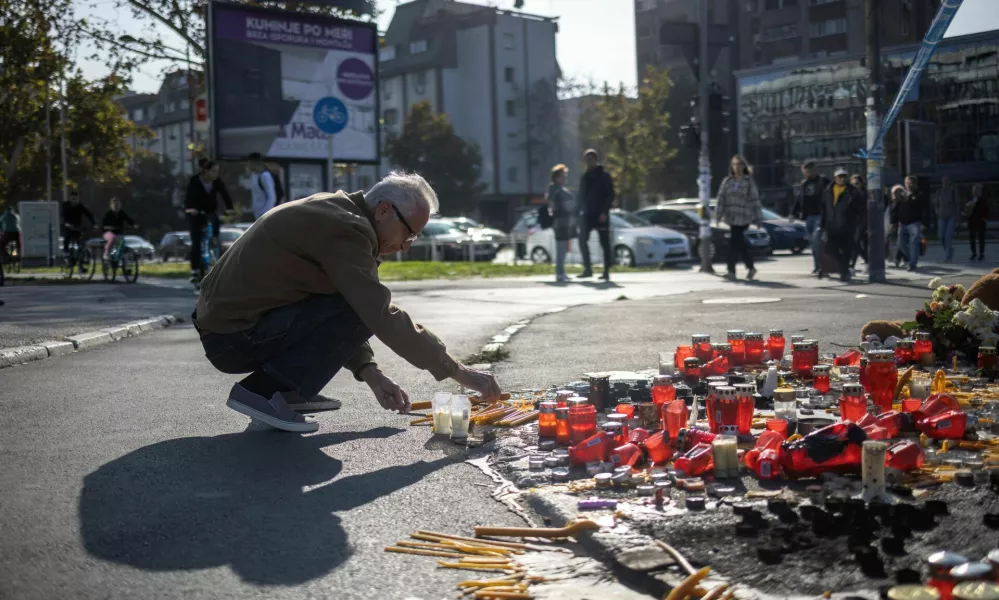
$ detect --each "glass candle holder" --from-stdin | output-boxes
[768,328,785,361]
[569,403,598,444]
[773,387,797,425]
[895,339,915,365]
[538,401,558,437]
[734,383,756,434]
[651,375,676,407]
[683,357,701,385]
[661,399,689,442]
[692,334,712,363]
[979,346,997,371]
[867,350,898,414]
[674,345,695,369]
[727,330,746,367]
[745,332,765,364]
[839,383,867,423]
[707,385,739,434]
[792,341,818,377]
[914,331,933,362]
[812,364,831,394]
[555,407,571,445]
[711,342,733,366]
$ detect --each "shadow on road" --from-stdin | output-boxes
[79,426,455,585]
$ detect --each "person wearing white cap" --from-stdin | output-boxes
[817,166,864,281]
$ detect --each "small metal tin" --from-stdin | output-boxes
[599,461,615,473]
[637,484,655,496]
[630,473,647,486]
[611,472,630,486]
[538,439,556,451]
[528,457,546,471]
[594,473,613,487]
[650,472,670,484]
[613,466,633,477]
[585,461,604,476]
[653,480,672,491]
[544,456,560,468]
[951,562,994,582]
[550,467,570,483]
[552,448,570,460]
[685,495,706,510]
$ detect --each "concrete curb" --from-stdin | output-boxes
[471,306,568,364]
[0,314,185,369]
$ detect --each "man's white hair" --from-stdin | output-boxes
[365,171,439,217]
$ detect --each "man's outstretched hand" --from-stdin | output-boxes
[359,365,411,413]
[451,365,502,402]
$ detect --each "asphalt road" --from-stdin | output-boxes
[0,251,993,599]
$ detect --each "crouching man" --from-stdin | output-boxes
[192,172,502,432]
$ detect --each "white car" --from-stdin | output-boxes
[526,210,691,267]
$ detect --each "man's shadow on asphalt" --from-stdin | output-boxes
[78,426,457,586]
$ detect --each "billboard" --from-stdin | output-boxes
[207,2,379,163]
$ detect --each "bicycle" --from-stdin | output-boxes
[1,237,20,275]
[101,229,140,283]
[61,229,96,280]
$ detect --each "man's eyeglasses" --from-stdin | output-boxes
[391,203,418,242]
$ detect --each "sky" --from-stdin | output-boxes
[78,0,998,95]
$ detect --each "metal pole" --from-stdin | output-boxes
[60,74,68,203]
[327,134,335,191]
[45,79,54,267]
[697,0,714,273]
[865,0,886,283]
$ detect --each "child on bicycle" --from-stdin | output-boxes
[101,197,136,260]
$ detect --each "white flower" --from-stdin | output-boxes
[929,278,942,289]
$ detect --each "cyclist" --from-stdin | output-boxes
[1,205,20,263]
[101,197,136,260]
[62,190,96,258]
[185,159,233,282]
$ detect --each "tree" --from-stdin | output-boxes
[520,77,560,193]
[0,0,146,204]
[385,101,486,216]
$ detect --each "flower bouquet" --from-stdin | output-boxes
[902,278,999,361]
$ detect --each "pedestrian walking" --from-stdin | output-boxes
[576,149,615,281]
[191,172,502,433]
[892,177,929,271]
[186,159,234,282]
[548,164,575,284]
[818,167,864,282]
[246,152,278,220]
[791,161,829,275]
[0,204,20,263]
[934,175,962,262]
[966,183,989,261]
[849,174,868,270]
[716,154,762,281]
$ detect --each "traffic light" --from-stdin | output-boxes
[708,84,730,138]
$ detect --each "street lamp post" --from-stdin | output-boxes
[697,0,714,273]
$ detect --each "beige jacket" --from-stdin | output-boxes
[195,191,458,381]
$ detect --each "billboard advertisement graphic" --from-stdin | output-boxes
[209,3,378,163]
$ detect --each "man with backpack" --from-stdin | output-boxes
[247,152,284,219]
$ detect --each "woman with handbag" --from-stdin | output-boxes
[548,164,576,283]
[716,155,762,280]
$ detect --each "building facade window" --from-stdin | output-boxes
[504,67,515,83]
[810,18,847,37]
[507,166,518,182]
[409,39,428,54]
[133,108,144,121]
[502,33,515,50]
[383,108,398,126]
[180,99,189,110]
[381,80,393,100]
[379,45,397,61]
[505,99,516,117]
[761,24,798,42]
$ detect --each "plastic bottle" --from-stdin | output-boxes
[673,442,714,478]
[569,431,610,466]
[727,330,746,367]
[839,383,867,423]
[538,401,558,438]
[779,421,868,478]
[885,439,925,471]
[692,334,713,363]
[762,365,779,398]
[916,409,967,440]
[768,328,786,361]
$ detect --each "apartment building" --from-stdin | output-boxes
[379,0,560,227]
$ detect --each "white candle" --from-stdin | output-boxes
[713,436,738,478]
[861,440,888,501]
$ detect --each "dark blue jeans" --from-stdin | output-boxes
[194,294,372,399]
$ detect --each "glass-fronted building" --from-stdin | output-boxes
[735,30,999,209]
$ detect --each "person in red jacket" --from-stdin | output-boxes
[967,184,989,261]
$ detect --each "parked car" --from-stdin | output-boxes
[526,209,691,267]
[439,217,509,247]
[511,210,540,258]
[405,219,497,261]
[219,227,244,254]
[158,231,192,262]
[659,198,807,253]
[86,234,157,261]
[634,205,771,262]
